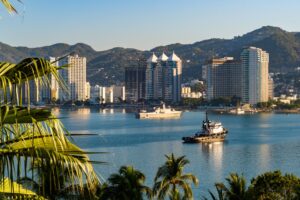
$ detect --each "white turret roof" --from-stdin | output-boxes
[168,52,181,62]
[147,53,158,63]
[158,52,168,61]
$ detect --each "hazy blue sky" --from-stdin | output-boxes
[1,0,300,51]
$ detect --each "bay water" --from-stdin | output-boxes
[54,108,300,197]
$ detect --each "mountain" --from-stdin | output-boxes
[1,26,300,85]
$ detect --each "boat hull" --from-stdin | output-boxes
[136,112,182,119]
[182,133,227,143]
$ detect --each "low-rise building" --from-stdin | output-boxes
[181,86,202,99]
[90,85,125,104]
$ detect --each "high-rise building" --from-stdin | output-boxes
[241,47,269,104]
[22,79,41,104]
[206,57,242,100]
[125,58,146,102]
[145,52,182,103]
[40,57,60,103]
[112,86,126,102]
[145,53,158,100]
[85,82,91,100]
[93,85,125,103]
[268,75,274,99]
[165,52,182,102]
[59,54,87,101]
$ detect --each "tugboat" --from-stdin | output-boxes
[182,112,228,143]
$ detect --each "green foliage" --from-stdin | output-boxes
[256,101,273,109]
[0,58,100,199]
[182,98,203,108]
[206,171,300,200]
[153,154,199,200]
[0,0,18,13]
[99,166,152,200]
[248,171,300,200]
[191,82,205,93]
[208,97,241,107]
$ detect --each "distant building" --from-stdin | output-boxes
[112,86,126,102]
[145,53,158,100]
[201,65,208,81]
[99,86,113,103]
[22,79,41,104]
[241,47,269,104]
[268,76,274,99]
[90,85,101,102]
[205,57,242,100]
[125,58,146,102]
[273,94,297,104]
[165,52,182,102]
[85,82,91,100]
[40,57,60,103]
[145,52,182,103]
[97,85,125,103]
[181,86,202,99]
[59,54,88,101]
[181,87,191,95]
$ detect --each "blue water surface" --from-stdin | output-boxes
[54,108,300,198]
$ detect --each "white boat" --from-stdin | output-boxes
[136,104,182,119]
[229,107,245,115]
[182,112,228,143]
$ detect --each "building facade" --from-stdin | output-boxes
[59,54,87,101]
[145,53,158,100]
[268,76,274,99]
[205,57,242,100]
[241,47,269,104]
[145,52,182,103]
[125,58,147,102]
[90,85,125,104]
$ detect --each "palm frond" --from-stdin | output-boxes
[0,58,68,105]
[0,0,19,14]
[0,177,45,199]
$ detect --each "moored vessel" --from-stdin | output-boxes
[136,103,182,119]
[229,107,245,115]
[182,112,228,143]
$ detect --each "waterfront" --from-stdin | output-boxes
[56,108,300,198]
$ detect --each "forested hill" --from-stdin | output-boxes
[1,26,300,85]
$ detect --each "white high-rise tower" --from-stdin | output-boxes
[59,54,87,101]
[241,47,269,105]
[145,53,158,100]
[145,52,182,103]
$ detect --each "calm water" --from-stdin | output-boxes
[54,108,300,198]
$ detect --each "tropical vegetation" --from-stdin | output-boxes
[0,57,100,199]
[153,154,199,200]
[206,171,300,200]
[0,3,102,199]
[99,166,152,200]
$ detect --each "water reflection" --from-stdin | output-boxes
[259,144,271,170]
[201,142,224,178]
[68,108,90,119]
[102,109,114,114]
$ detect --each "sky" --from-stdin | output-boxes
[1,0,300,51]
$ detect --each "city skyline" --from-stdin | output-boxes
[1,0,300,51]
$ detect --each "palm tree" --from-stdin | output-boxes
[99,165,152,200]
[202,183,226,200]
[1,0,18,13]
[0,58,100,199]
[0,3,101,198]
[217,173,248,200]
[153,154,199,200]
